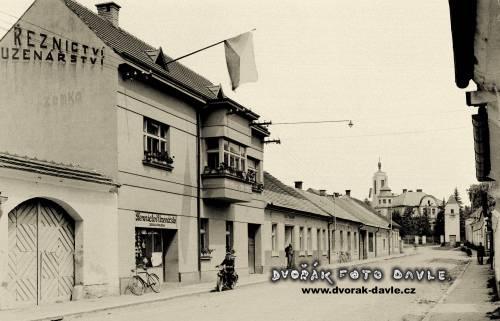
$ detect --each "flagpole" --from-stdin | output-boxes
[165,28,257,66]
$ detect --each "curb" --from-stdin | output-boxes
[14,252,414,321]
[31,279,267,321]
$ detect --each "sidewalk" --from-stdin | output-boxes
[423,258,500,321]
[0,251,411,321]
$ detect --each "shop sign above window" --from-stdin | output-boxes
[135,211,177,229]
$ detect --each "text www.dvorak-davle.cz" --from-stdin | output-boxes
[302,286,416,295]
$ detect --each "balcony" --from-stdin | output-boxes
[202,164,262,203]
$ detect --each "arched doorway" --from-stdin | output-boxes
[7,198,75,306]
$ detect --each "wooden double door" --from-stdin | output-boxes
[8,199,75,306]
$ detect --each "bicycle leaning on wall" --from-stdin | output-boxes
[128,264,161,295]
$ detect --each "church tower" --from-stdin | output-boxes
[371,159,388,201]
[370,159,394,217]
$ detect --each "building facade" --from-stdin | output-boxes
[0,0,270,309]
[465,209,489,250]
[444,195,461,245]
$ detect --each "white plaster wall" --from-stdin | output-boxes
[0,170,119,309]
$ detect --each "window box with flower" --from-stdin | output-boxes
[200,248,215,260]
[143,118,174,171]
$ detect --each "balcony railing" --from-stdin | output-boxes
[143,150,174,171]
[202,163,264,193]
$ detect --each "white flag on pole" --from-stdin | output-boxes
[224,32,258,90]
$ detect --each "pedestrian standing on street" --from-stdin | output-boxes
[285,243,294,269]
[477,242,485,265]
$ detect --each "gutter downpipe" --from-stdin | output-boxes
[389,211,393,256]
[196,109,202,280]
[375,227,380,257]
[328,216,333,264]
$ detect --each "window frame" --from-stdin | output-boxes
[143,117,173,170]
[226,221,234,252]
[368,232,374,252]
[299,227,305,254]
[307,227,312,254]
[200,218,211,258]
[135,228,163,268]
[271,223,278,255]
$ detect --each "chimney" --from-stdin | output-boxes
[403,189,407,193]
[319,189,326,196]
[345,190,351,197]
[333,192,340,197]
[96,2,121,27]
[294,181,303,189]
[416,189,422,192]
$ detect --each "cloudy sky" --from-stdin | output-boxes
[0,0,477,203]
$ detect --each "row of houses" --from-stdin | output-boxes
[0,0,400,309]
[264,173,401,269]
[465,208,489,250]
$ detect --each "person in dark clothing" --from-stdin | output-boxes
[477,242,485,265]
[285,243,294,269]
[219,249,237,282]
[220,250,235,268]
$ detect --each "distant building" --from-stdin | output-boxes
[465,208,488,250]
[369,160,440,224]
[444,195,461,246]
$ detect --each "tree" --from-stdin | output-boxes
[402,207,417,236]
[392,210,405,237]
[419,209,432,236]
[433,210,445,241]
[454,187,463,210]
[467,183,495,211]
[454,188,468,242]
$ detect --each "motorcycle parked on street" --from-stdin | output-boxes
[215,264,238,292]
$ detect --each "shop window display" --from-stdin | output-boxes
[135,228,163,268]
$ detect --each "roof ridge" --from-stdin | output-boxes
[299,190,333,216]
[63,0,217,98]
[263,172,307,200]
[65,0,153,50]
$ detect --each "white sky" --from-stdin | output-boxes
[0,0,477,204]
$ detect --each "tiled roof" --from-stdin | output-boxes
[0,152,117,186]
[350,197,401,229]
[392,191,438,207]
[64,0,217,99]
[263,172,328,217]
[296,189,361,223]
[333,197,388,229]
[447,195,458,205]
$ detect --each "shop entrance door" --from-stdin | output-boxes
[8,199,75,306]
[248,224,257,274]
[449,235,456,246]
[163,230,179,283]
[285,226,293,248]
